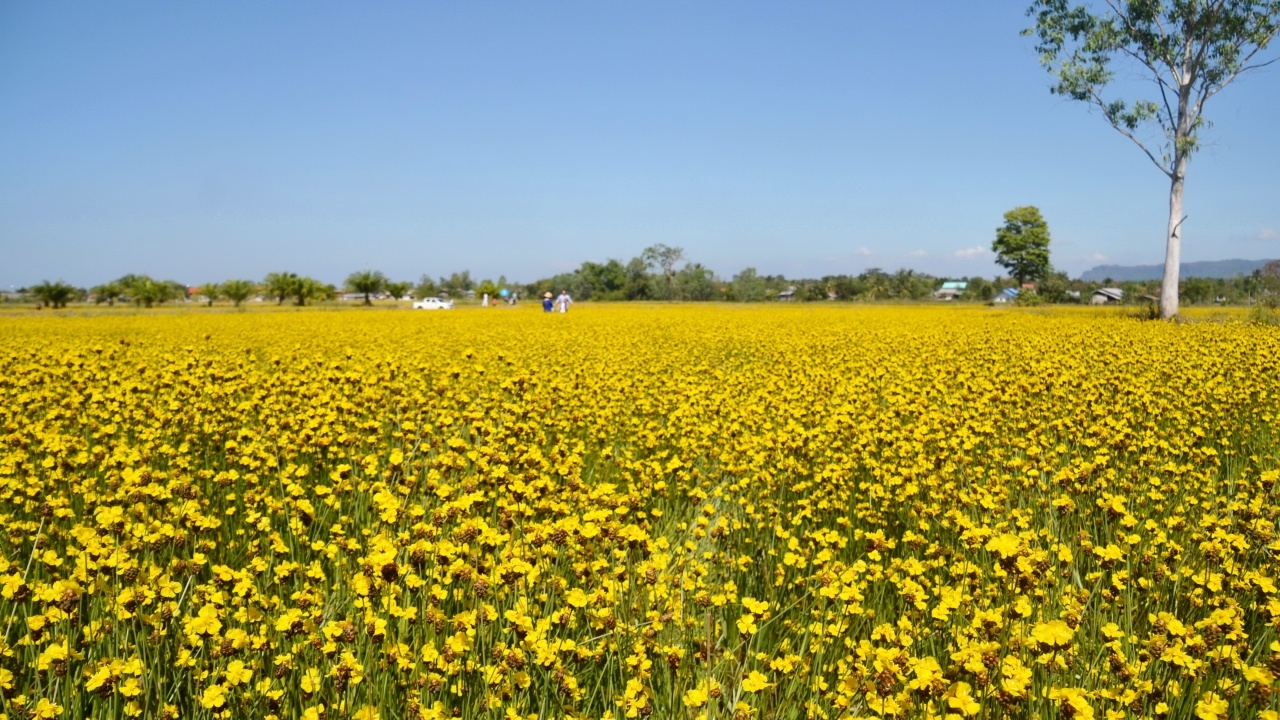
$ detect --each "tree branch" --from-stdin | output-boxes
[1202,33,1280,101]
[1086,85,1174,178]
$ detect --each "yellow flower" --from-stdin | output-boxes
[741,671,771,693]
[1194,692,1228,720]
[947,682,981,717]
[225,659,253,686]
[683,687,708,708]
[565,588,590,608]
[1049,687,1093,720]
[1243,664,1276,686]
[185,605,222,636]
[199,684,226,710]
[32,698,63,719]
[1000,656,1032,698]
[301,668,322,695]
[1031,620,1074,648]
[36,641,69,672]
[118,678,142,697]
[985,533,1022,559]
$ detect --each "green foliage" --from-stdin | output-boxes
[730,268,766,302]
[30,280,80,309]
[199,283,220,307]
[384,281,412,301]
[992,206,1052,285]
[294,278,333,306]
[1026,0,1280,175]
[345,270,388,305]
[1015,290,1044,307]
[264,272,300,305]
[1038,270,1072,303]
[117,275,184,308]
[89,281,124,306]
[642,244,685,300]
[263,272,330,306]
[219,279,256,308]
[674,263,718,301]
[438,271,474,296]
[413,275,439,300]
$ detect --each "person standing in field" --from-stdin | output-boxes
[542,292,554,312]
[556,289,573,313]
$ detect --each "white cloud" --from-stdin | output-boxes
[1083,253,1108,263]
[907,249,927,258]
[853,246,873,256]
[953,246,989,258]
[1258,227,1279,241]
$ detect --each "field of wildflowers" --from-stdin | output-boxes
[2,305,1279,720]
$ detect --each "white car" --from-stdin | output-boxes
[412,297,454,310]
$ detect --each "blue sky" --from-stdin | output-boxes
[2,1,1277,288]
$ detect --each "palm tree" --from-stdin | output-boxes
[292,277,331,306]
[31,280,79,308]
[199,283,220,307]
[263,272,299,305]
[90,281,124,306]
[119,275,182,308]
[385,281,412,301]
[220,279,256,308]
[345,270,387,305]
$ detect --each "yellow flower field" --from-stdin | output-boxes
[1,305,1279,720]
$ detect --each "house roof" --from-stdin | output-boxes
[1094,288,1124,300]
[941,281,967,290]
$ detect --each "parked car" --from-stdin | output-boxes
[412,297,454,310]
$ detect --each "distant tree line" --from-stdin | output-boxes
[12,256,1280,308]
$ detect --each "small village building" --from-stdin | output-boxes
[991,288,1019,304]
[1090,288,1125,305]
[933,281,968,301]
[777,286,796,302]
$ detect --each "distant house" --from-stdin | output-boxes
[933,280,968,301]
[777,286,796,302]
[991,288,1020,304]
[1090,288,1125,304]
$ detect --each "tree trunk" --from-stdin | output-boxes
[1160,162,1185,320]
[1161,65,1194,321]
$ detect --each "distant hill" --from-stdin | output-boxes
[1081,258,1275,282]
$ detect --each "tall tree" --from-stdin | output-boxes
[414,275,439,299]
[263,272,299,305]
[118,275,183,308]
[385,281,412,301]
[90,281,124,306]
[731,268,767,302]
[641,244,685,300]
[31,280,79,308]
[199,283,220,307]
[346,270,387,305]
[219,279,256,308]
[992,206,1053,285]
[292,277,332,306]
[1026,1,1280,318]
